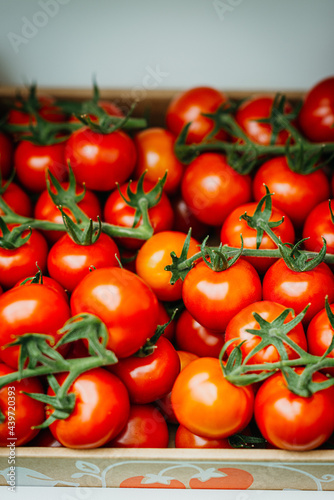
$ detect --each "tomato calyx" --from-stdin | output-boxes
[0,218,32,249]
[0,313,118,425]
[60,206,102,246]
[278,237,327,272]
[200,235,243,272]
[20,264,44,285]
[136,307,178,357]
[164,229,199,284]
[240,185,284,250]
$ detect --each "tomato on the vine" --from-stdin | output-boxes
[47,233,120,292]
[171,357,254,439]
[7,95,66,125]
[181,153,252,226]
[224,301,307,364]
[136,231,199,302]
[182,259,262,331]
[14,140,68,193]
[34,181,102,243]
[252,156,330,228]
[307,304,334,376]
[65,128,136,191]
[47,368,130,449]
[220,202,295,274]
[302,200,334,254]
[166,86,227,144]
[70,267,159,358]
[254,368,334,451]
[104,179,174,249]
[298,76,334,142]
[0,363,45,446]
[0,283,70,368]
[133,128,183,193]
[0,181,32,218]
[263,259,334,325]
[111,337,180,404]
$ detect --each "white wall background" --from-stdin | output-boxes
[0,0,333,91]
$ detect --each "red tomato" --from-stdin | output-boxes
[189,468,254,490]
[224,301,307,364]
[14,140,68,193]
[136,231,199,302]
[235,95,293,145]
[133,128,184,193]
[0,132,13,179]
[14,275,69,303]
[68,100,124,123]
[0,283,70,368]
[175,425,232,449]
[0,363,45,446]
[254,369,334,450]
[47,368,130,449]
[47,233,120,292]
[175,309,225,358]
[8,95,66,125]
[108,404,169,448]
[120,476,185,489]
[172,196,209,241]
[181,153,252,226]
[70,267,159,358]
[307,305,334,376]
[156,350,199,424]
[298,76,334,142]
[157,302,176,342]
[220,202,295,274]
[166,86,227,144]
[171,357,254,439]
[65,128,136,191]
[104,179,174,249]
[0,181,32,218]
[34,182,102,244]
[111,337,180,404]
[0,227,48,290]
[263,259,334,325]
[253,156,330,228]
[182,258,262,331]
[302,200,334,254]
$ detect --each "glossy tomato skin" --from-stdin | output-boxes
[133,128,184,193]
[0,181,33,218]
[14,275,68,303]
[254,369,334,451]
[220,202,295,274]
[0,132,13,179]
[65,128,136,191]
[235,96,293,145]
[136,231,199,302]
[253,156,330,228]
[224,301,307,364]
[71,267,159,358]
[108,404,169,448]
[171,357,254,439]
[47,369,130,449]
[34,182,102,244]
[307,305,334,376]
[182,259,262,331]
[302,200,334,254]
[0,284,70,368]
[111,337,180,404]
[175,309,225,358]
[263,259,334,325]
[0,363,45,446]
[0,228,48,290]
[175,424,232,449]
[166,86,227,144]
[298,76,334,142]
[104,179,174,249]
[181,153,252,226]
[47,233,120,292]
[172,196,209,241]
[15,141,68,193]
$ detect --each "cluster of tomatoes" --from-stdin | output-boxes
[0,77,334,453]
